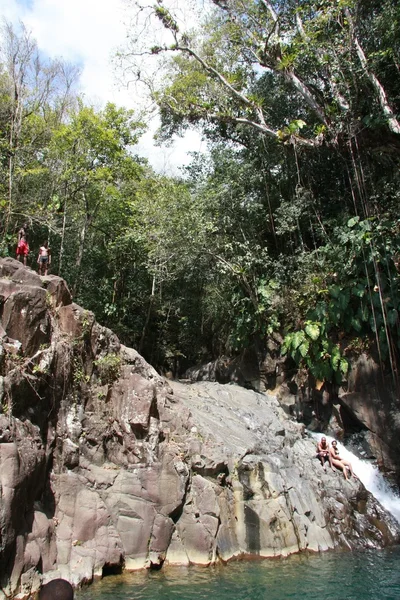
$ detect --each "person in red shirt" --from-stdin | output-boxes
[16,223,29,266]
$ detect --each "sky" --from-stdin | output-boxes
[0,0,205,174]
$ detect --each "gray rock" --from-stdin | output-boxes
[2,288,50,356]
[0,259,398,599]
[339,353,400,475]
[10,267,42,288]
[0,257,22,278]
[41,276,72,307]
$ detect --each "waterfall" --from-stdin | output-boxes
[311,433,400,524]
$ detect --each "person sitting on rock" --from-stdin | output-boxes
[16,223,29,266]
[316,436,330,471]
[329,440,357,481]
[37,240,51,275]
[39,579,74,600]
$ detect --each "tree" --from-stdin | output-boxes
[46,102,144,291]
[122,0,400,150]
[0,21,80,240]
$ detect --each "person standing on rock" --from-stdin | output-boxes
[316,436,330,471]
[37,241,51,275]
[16,223,30,266]
[329,440,357,480]
[39,579,74,600]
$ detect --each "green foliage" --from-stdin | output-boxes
[93,354,122,385]
[2,6,400,384]
[124,0,398,153]
[154,7,179,33]
[32,363,49,376]
[282,216,400,381]
[72,356,90,385]
[282,323,349,384]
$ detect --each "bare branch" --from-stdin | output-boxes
[175,44,257,110]
[259,0,279,26]
[211,2,329,126]
[345,8,400,135]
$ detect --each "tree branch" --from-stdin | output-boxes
[174,44,257,110]
[161,92,317,147]
[345,8,400,135]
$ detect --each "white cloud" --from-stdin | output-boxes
[136,122,205,175]
[26,0,124,59]
[0,0,24,22]
[0,0,206,175]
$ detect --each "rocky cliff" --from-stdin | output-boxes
[185,343,400,485]
[0,258,398,599]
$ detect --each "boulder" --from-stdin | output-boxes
[10,268,42,288]
[90,323,120,360]
[148,514,174,566]
[120,345,162,384]
[41,276,72,307]
[1,288,50,356]
[57,304,94,340]
[0,420,46,591]
[184,336,286,392]
[339,353,400,477]
[109,368,157,435]
[0,280,21,304]
[49,472,123,585]
[0,258,22,279]
[0,265,399,599]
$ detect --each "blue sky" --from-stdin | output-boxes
[12,0,33,7]
[0,0,205,174]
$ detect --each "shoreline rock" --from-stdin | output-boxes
[0,258,398,598]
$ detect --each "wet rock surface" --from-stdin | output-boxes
[0,258,399,598]
[185,344,400,487]
[337,354,400,477]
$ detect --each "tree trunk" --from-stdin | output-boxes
[345,8,400,135]
[139,274,156,354]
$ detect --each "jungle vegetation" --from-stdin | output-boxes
[1,1,400,386]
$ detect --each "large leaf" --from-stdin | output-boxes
[299,339,310,358]
[292,331,306,351]
[330,285,341,299]
[331,346,341,371]
[340,359,349,376]
[305,322,320,341]
[358,303,369,322]
[351,284,365,298]
[281,333,293,356]
[310,360,332,382]
[347,216,360,228]
[350,317,362,332]
[337,289,350,312]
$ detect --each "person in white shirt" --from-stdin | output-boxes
[37,241,51,275]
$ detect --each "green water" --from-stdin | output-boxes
[78,547,400,600]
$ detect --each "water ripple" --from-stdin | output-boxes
[78,548,400,600]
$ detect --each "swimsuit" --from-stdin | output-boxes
[39,247,50,263]
[16,240,29,256]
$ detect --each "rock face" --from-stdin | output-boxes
[337,354,400,478]
[0,258,399,598]
[185,341,400,486]
[184,335,286,393]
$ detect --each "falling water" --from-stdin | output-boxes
[312,433,400,523]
